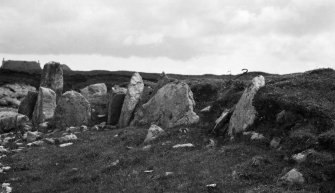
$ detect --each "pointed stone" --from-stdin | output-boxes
[40,62,63,103]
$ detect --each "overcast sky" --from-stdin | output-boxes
[0,0,334,75]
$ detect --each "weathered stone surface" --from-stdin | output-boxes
[0,111,29,133]
[80,83,108,123]
[149,72,173,101]
[18,91,38,119]
[280,168,305,185]
[144,124,165,143]
[32,87,56,125]
[132,81,199,129]
[53,91,91,130]
[118,72,144,128]
[107,86,127,125]
[0,83,36,107]
[228,75,265,136]
[40,62,63,102]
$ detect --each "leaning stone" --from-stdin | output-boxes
[228,75,265,136]
[18,91,38,119]
[53,91,91,130]
[32,87,56,125]
[119,72,144,128]
[40,62,63,103]
[144,124,165,143]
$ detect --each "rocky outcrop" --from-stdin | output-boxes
[53,91,91,130]
[118,72,144,128]
[1,60,41,72]
[0,83,36,107]
[0,111,29,133]
[32,87,57,125]
[107,86,127,125]
[228,75,265,136]
[132,81,199,129]
[18,91,38,119]
[40,62,63,102]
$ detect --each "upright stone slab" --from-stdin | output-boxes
[40,62,63,103]
[107,86,127,125]
[32,87,57,125]
[132,81,199,129]
[53,91,91,130]
[228,75,265,136]
[80,83,108,123]
[118,72,144,128]
[18,91,38,119]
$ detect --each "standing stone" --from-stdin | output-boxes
[228,75,265,136]
[18,91,38,119]
[132,81,199,129]
[80,83,108,123]
[40,62,63,103]
[107,86,127,125]
[53,91,91,130]
[118,72,144,128]
[149,72,173,101]
[32,87,57,125]
[0,111,29,133]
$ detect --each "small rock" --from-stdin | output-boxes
[0,146,8,153]
[206,139,216,148]
[26,131,43,143]
[281,168,305,185]
[1,183,12,193]
[44,138,55,144]
[66,126,80,133]
[110,159,120,167]
[38,122,49,131]
[251,156,269,167]
[270,137,281,149]
[250,132,265,140]
[142,145,152,151]
[144,124,165,143]
[292,153,307,163]
[172,143,194,148]
[27,140,44,147]
[59,143,73,147]
[165,172,174,176]
[58,134,77,143]
[143,170,154,173]
[179,128,189,134]
[80,125,88,131]
[200,106,211,113]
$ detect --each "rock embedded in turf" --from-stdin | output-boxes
[144,124,165,143]
[132,81,199,129]
[280,168,305,185]
[40,62,63,103]
[32,87,57,125]
[52,91,91,130]
[228,75,265,136]
[118,72,144,128]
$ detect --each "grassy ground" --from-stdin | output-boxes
[1,126,321,193]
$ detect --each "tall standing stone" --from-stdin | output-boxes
[107,86,127,125]
[18,91,38,119]
[118,72,144,128]
[32,87,57,125]
[228,75,265,136]
[40,62,63,103]
[53,91,91,130]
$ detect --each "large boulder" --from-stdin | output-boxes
[118,72,144,128]
[40,62,63,102]
[0,83,36,107]
[32,87,57,125]
[53,91,91,130]
[80,83,108,123]
[0,111,29,133]
[228,75,265,136]
[107,86,127,125]
[18,91,38,119]
[132,81,199,129]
